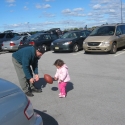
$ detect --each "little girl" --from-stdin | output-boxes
[54,59,70,98]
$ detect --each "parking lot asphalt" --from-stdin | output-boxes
[1,49,125,125]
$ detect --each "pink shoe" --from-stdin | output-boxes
[61,95,66,98]
[59,95,66,98]
[58,93,62,96]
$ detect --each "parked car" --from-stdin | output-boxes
[2,36,27,52]
[83,23,125,54]
[0,30,20,51]
[18,32,58,51]
[51,30,91,52]
[0,78,43,125]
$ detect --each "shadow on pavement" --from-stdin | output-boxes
[34,78,47,89]
[51,87,58,91]
[34,109,59,125]
[51,82,74,93]
[66,82,74,93]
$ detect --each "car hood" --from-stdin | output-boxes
[84,36,113,42]
[0,78,21,98]
[53,38,74,43]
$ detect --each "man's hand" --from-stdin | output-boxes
[35,74,39,81]
[29,78,35,84]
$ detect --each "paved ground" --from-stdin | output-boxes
[1,49,125,125]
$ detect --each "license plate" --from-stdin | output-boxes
[55,47,59,49]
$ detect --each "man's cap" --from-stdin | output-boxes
[37,46,45,54]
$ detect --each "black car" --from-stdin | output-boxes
[51,30,91,52]
[18,32,59,51]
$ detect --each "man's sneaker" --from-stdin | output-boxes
[25,91,34,97]
[58,93,62,96]
[32,88,42,93]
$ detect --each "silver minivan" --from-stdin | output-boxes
[83,23,125,54]
[0,78,43,125]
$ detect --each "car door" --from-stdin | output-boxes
[78,31,87,49]
[115,26,123,47]
[42,34,53,46]
[120,25,125,46]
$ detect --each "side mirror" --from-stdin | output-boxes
[116,31,121,36]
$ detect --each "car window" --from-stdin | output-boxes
[43,34,51,40]
[90,26,115,36]
[61,32,78,39]
[116,26,122,35]
[28,33,41,40]
[0,33,5,38]
[6,33,14,38]
[80,31,86,37]
[86,31,91,36]
[51,34,58,39]
[11,36,21,40]
[120,25,125,34]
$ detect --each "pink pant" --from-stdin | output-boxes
[58,82,67,95]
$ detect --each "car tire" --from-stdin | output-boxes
[84,51,90,54]
[110,42,117,54]
[73,44,79,52]
[42,44,47,51]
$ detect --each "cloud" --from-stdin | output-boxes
[73,8,84,12]
[24,6,29,10]
[35,4,51,9]
[42,12,55,18]
[9,3,15,6]
[62,8,85,17]
[36,4,42,9]
[93,4,101,9]
[43,4,51,8]
[6,0,15,3]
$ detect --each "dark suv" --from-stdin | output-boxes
[18,32,59,51]
[0,30,19,51]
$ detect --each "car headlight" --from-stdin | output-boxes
[63,41,72,45]
[83,41,87,44]
[100,41,110,46]
[51,42,53,45]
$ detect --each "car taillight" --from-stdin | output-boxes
[24,100,34,120]
[29,41,35,45]
[20,41,23,45]
[10,42,15,46]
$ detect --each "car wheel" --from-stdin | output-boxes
[73,44,79,52]
[110,42,117,54]
[84,51,90,54]
[42,44,47,51]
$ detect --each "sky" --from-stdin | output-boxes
[0,0,125,32]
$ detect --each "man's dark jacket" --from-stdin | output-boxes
[12,46,39,79]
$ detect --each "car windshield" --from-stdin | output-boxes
[0,33,5,38]
[61,32,78,39]
[11,36,21,40]
[28,33,41,40]
[90,26,115,36]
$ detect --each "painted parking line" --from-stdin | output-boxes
[72,51,84,55]
[114,51,125,57]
